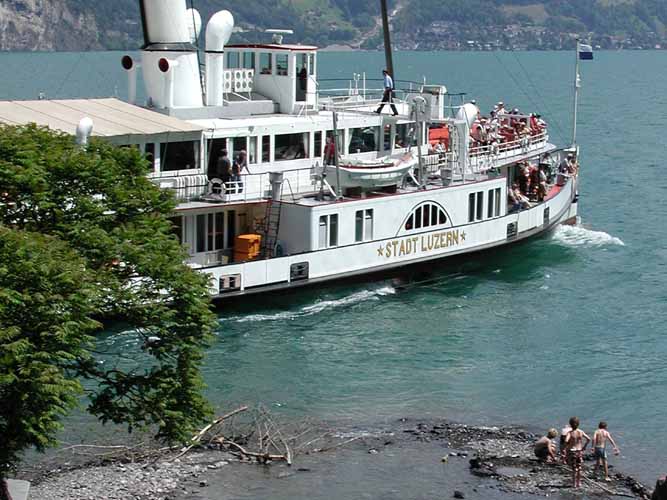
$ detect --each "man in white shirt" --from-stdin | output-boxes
[375,69,399,116]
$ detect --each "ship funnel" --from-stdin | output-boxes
[139,0,203,109]
[205,10,235,106]
[185,8,202,44]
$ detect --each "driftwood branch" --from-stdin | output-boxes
[172,405,249,461]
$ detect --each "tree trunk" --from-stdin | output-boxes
[0,478,13,500]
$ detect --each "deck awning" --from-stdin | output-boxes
[0,98,204,144]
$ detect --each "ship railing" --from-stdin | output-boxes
[468,131,549,171]
[316,77,425,111]
[204,166,317,204]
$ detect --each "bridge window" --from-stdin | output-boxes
[348,127,379,154]
[160,141,198,172]
[262,135,271,162]
[276,54,288,76]
[260,53,272,74]
[275,133,308,161]
[243,52,255,70]
[227,52,239,69]
[308,53,316,75]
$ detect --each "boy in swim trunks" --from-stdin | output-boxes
[592,421,620,481]
[565,416,591,488]
[534,428,558,462]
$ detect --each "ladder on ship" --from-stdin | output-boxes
[260,172,285,259]
[260,198,282,258]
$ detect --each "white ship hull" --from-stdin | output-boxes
[201,175,577,298]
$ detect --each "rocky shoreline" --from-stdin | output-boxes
[20,418,655,500]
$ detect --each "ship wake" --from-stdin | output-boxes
[552,224,625,247]
[225,286,396,323]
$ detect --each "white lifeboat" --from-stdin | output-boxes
[325,152,418,190]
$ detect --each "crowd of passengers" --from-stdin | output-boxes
[469,101,547,151]
[508,153,578,212]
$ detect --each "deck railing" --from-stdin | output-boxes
[468,131,549,172]
[206,166,318,204]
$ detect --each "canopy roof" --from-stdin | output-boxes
[0,98,203,144]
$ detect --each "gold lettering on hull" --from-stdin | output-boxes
[376,230,467,259]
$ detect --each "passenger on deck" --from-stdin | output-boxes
[509,182,531,212]
[232,150,247,193]
[534,429,558,462]
[208,149,232,186]
[324,136,336,165]
[434,139,446,156]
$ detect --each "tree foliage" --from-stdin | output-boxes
[0,124,217,478]
[0,227,98,478]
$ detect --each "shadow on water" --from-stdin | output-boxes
[214,227,581,319]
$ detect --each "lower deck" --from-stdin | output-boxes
[190,172,577,298]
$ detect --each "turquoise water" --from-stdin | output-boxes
[3,50,666,485]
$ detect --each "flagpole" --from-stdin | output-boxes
[572,38,581,148]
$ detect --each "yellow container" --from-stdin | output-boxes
[235,234,261,254]
[234,250,260,262]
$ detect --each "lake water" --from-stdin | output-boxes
[3,50,666,487]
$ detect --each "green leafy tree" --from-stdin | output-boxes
[0,124,216,490]
[0,227,99,499]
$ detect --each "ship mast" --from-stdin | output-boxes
[572,38,581,148]
[380,0,394,79]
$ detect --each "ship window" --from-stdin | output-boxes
[196,214,206,253]
[227,211,236,249]
[396,124,417,149]
[405,214,414,231]
[319,214,339,249]
[355,209,374,242]
[468,193,475,222]
[495,188,501,216]
[423,204,430,227]
[431,204,438,226]
[276,54,288,76]
[275,133,308,161]
[145,143,156,171]
[227,52,240,69]
[488,189,495,219]
[415,207,422,229]
[262,135,271,162]
[355,211,363,242]
[248,136,257,164]
[169,216,184,245]
[314,131,322,158]
[439,209,447,225]
[476,191,483,221]
[319,216,327,249]
[160,141,198,172]
[308,53,315,75]
[329,214,338,247]
[243,52,255,69]
[348,127,378,154]
[195,212,228,254]
[232,137,247,158]
[260,53,272,74]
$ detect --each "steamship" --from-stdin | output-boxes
[0,0,580,298]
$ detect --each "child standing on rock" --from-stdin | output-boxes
[593,421,620,481]
[565,416,591,488]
